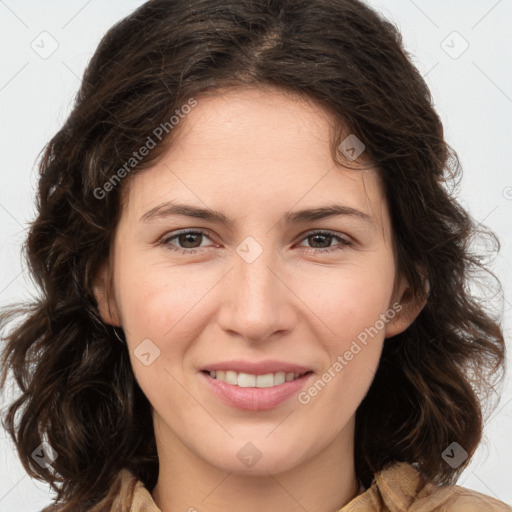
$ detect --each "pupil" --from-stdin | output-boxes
[180,233,200,248]
[311,234,330,248]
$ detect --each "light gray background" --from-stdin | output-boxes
[1,1,511,510]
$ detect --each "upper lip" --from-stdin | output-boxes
[202,360,313,375]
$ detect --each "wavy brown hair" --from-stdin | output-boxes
[0,0,507,510]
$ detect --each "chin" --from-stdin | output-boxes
[196,436,310,476]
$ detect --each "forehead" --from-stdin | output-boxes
[164,85,353,167]
[121,86,388,232]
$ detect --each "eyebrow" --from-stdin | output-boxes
[139,201,376,228]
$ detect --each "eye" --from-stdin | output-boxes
[158,229,352,254]
[158,230,214,254]
[296,230,353,254]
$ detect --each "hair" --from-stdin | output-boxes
[0,0,507,510]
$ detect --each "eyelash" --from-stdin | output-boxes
[158,229,353,255]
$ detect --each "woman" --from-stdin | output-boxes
[1,0,510,511]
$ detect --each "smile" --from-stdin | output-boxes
[206,370,311,388]
[200,370,314,411]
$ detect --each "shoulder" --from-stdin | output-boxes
[437,485,512,511]
[366,461,511,511]
[38,468,143,512]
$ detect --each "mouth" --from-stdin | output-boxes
[201,369,313,388]
[200,369,315,411]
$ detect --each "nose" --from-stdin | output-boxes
[216,246,296,344]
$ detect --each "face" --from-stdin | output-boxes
[95,86,422,476]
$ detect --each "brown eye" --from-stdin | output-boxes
[159,230,213,253]
[297,231,352,253]
[175,232,204,249]
[158,229,352,255]
[307,233,334,249]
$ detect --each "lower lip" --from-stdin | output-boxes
[200,371,313,411]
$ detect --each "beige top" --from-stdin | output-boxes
[82,461,511,511]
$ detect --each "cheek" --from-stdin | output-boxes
[300,255,394,402]
[115,251,207,335]
[300,288,389,427]
[117,272,202,412]
[114,258,222,396]
[302,258,395,342]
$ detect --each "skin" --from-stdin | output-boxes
[93,86,426,512]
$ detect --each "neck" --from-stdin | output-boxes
[151,418,360,512]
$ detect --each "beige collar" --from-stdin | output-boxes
[91,460,511,512]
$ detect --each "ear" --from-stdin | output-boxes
[384,274,429,338]
[92,262,121,327]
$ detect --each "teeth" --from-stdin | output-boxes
[225,370,237,385]
[238,372,256,387]
[209,370,305,387]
